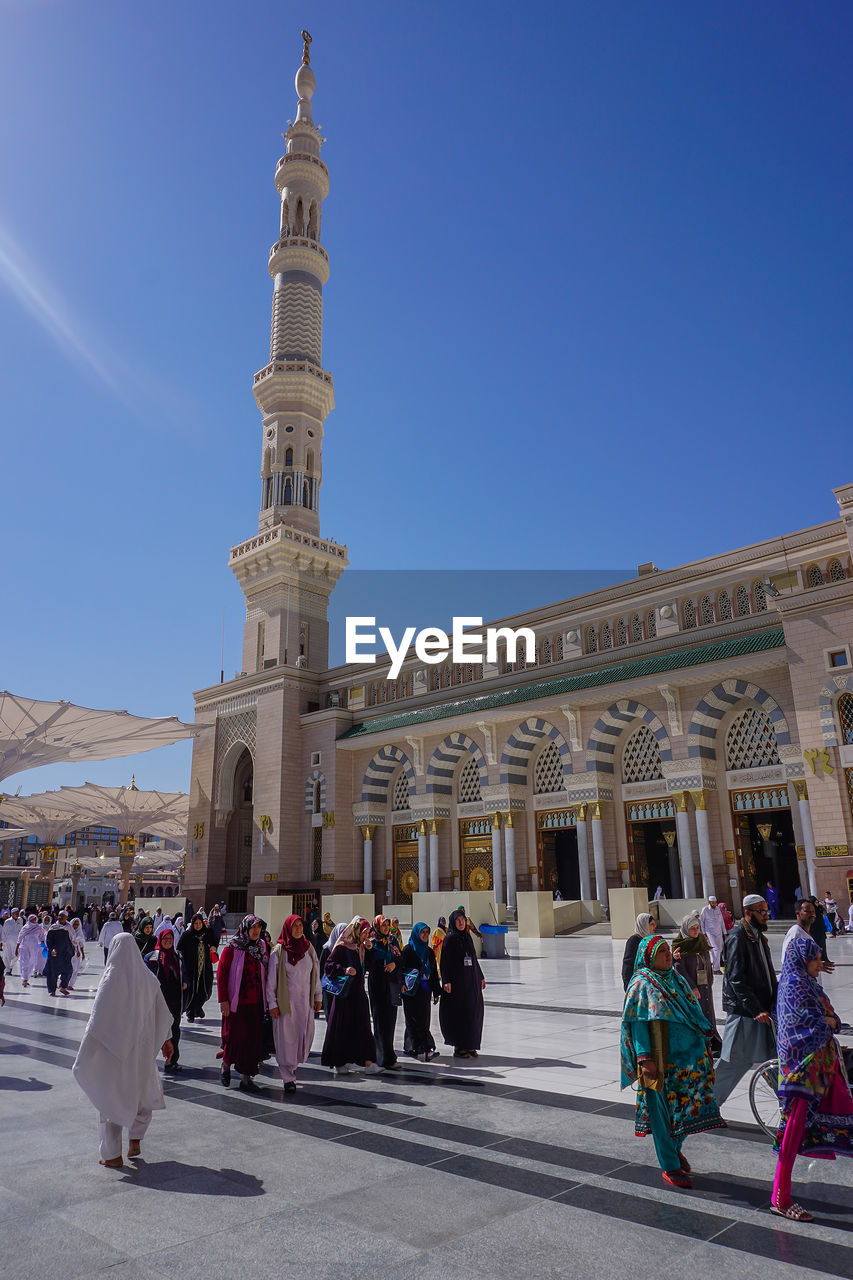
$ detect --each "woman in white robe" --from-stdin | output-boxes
[265,914,321,1093]
[68,918,86,989]
[17,916,46,986]
[72,932,174,1167]
[172,915,185,944]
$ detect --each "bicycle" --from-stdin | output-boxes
[748,1057,780,1137]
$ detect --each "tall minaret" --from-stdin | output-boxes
[230,32,347,676]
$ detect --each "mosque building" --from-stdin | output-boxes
[185,37,853,920]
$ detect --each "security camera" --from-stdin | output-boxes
[763,576,781,598]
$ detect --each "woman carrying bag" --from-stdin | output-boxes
[400,922,441,1062]
[320,917,380,1076]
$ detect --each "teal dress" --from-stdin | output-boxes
[621,937,724,1172]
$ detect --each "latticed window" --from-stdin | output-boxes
[622,724,664,783]
[752,580,767,612]
[534,741,564,794]
[646,609,657,638]
[725,707,780,769]
[699,595,714,625]
[586,627,598,654]
[457,755,482,802]
[554,635,564,661]
[443,664,451,688]
[734,584,750,617]
[683,600,696,629]
[630,613,643,643]
[392,770,411,811]
[806,564,824,588]
[828,559,846,582]
[615,617,627,646]
[601,622,613,649]
[838,693,853,746]
[541,638,551,664]
[312,827,323,879]
[717,590,732,620]
[430,668,440,691]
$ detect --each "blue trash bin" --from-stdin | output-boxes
[479,923,508,959]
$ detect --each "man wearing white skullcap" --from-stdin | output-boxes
[714,894,777,1106]
[700,896,726,973]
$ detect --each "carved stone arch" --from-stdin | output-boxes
[214,710,257,811]
[426,732,488,796]
[361,744,415,805]
[304,769,326,814]
[687,679,791,760]
[499,717,572,786]
[585,700,672,775]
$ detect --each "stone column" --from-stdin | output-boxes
[70,862,83,914]
[674,793,697,898]
[575,805,592,901]
[360,825,375,895]
[793,780,818,897]
[490,814,504,905]
[40,844,58,906]
[417,821,428,894]
[590,801,608,910]
[690,790,716,898]
[428,819,440,892]
[503,812,517,911]
[20,870,30,912]
[663,830,682,897]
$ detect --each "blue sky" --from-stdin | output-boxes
[2,0,852,796]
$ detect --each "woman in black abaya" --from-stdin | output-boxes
[438,909,486,1059]
[176,912,214,1022]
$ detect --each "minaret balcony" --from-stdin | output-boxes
[252,359,335,417]
[275,152,329,198]
[268,236,330,284]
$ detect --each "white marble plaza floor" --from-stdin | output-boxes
[2,928,853,1279]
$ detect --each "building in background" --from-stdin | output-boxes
[186,39,853,919]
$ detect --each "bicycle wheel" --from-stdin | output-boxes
[748,1058,781,1138]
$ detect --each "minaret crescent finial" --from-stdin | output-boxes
[301,29,312,65]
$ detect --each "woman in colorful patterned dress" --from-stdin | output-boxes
[621,934,724,1189]
[771,934,853,1221]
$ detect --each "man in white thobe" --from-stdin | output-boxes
[700,896,726,972]
[1,909,23,977]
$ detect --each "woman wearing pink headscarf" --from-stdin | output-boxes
[266,915,321,1094]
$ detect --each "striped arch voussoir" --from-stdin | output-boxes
[361,745,415,805]
[426,732,488,796]
[304,769,326,814]
[687,679,791,760]
[818,676,852,747]
[585,699,672,775]
[500,717,572,786]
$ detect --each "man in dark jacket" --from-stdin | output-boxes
[44,918,74,996]
[714,893,777,1104]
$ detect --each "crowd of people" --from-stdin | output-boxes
[5,885,853,1226]
[620,888,853,1221]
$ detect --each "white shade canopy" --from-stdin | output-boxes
[48,782,189,842]
[0,691,201,785]
[0,783,189,846]
[0,794,85,845]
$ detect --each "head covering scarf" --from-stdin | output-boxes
[776,934,838,1107]
[372,914,401,957]
[277,914,310,966]
[620,935,713,1087]
[322,912,335,937]
[327,921,348,950]
[134,917,156,952]
[152,926,180,980]
[408,922,430,965]
[230,914,266,963]
[634,912,654,937]
[673,912,710,956]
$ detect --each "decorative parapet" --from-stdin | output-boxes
[230,525,348,564]
[351,804,386,827]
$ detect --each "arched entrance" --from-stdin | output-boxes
[224,748,253,915]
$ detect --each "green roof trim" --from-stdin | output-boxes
[337,627,786,741]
